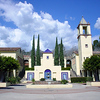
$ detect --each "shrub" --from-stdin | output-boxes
[25,67,34,70]
[5,76,10,82]
[53,78,56,81]
[61,80,68,84]
[32,78,35,84]
[86,77,93,82]
[10,77,17,84]
[16,76,21,83]
[5,76,21,84]
[61,67,71,70]
[71,77,87,83]
[40,78,45,81]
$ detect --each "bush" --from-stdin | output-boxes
[53,78,56,81]
[10,77,17,84]
[16,76,21,83]
[86,77,93,82]
[6,76,21,84]
[61,67,71,70]
[5,76,10,82]
[32,78,35,84]
[25,67,34,70]
[61,80,68,84]
[40,78,45,81]
[71,77,87,83]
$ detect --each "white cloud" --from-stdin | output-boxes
[0,0,77,51]
[94,17,100,29]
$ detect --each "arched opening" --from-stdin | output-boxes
[44,69,51,80]
[66,59,71,67]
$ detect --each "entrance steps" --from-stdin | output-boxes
[34,81,61,84]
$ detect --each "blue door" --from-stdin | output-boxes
[44,69,51,80]
[27,72,34,80]
[61,72,68,80]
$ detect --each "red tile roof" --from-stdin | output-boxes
[0,47,21,51]
[73,51,78,54]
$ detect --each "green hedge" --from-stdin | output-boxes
[61,67,71,70]
[5,76,21,84]
[61,80,68,84]
[71,77,87,83]
[40,78,45,81]
[86,77,93,82]
[25,67,34,70]
[71,77,93,83]
[53,78,56,81]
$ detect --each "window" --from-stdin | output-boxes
[47,56,49,59]
[85,44,88,48]
[83,27,87,34]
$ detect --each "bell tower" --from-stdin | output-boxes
[77,16,93,76]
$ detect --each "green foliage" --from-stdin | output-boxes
[61,67,71,70]
[9,77,17,84]
[83,55,100,72]
[31,35,35,68]
[36,34,41,65]
[93,37,100,51]
[83,55,100,81]
[71,77,87,83]
[0,56,20,71]
[61,79,68,84]
[54,37,59,65]
[60,38,64,67]
[6,76,21,84]
[16,76,21,83]
[86,77,93,82]
[53,78,56,81]
[40,78,45,81]
[25,67,34,70]
[5,76,10,82]
[32,78,35,84]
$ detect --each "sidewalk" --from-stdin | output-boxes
[0,83,100,100]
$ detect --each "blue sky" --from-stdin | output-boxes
[0,0,100,51]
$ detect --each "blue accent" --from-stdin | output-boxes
[44,49,52,53]
[44,69,51,79]
[47,56,49,59]
[61,72,68,80]
[27,72,34,80]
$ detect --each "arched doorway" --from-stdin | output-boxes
[44,69,51,80]
[66,59,71,67]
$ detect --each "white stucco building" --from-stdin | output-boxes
[0,47,24,78]
[25,49,70,81]
[71,17,100,79]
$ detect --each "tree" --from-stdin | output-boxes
[54,37,59,65]
[0,56,20,82]
[31,35,35,68]
[60,38,64,67]
[83,55,100,81]
[93,36,100,51]
[36,34,41,65]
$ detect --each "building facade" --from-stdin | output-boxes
[71,17,100,79]
[0,47,24,78]
[25,49,70,81]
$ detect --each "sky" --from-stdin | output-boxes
[0,0,100,51]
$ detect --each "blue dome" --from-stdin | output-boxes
[44,49,52,53]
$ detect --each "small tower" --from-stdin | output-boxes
[77,16,93,76]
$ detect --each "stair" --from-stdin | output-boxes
[34,81,61,84]
[70,69,77,77]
